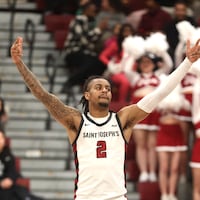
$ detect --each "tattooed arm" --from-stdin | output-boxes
[10,37,81,142]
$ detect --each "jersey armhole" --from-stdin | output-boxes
[115,113,128,145]
[72,115,84,146]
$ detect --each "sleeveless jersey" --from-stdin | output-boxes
[72,112,128,200]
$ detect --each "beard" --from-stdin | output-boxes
[98,102,109,108]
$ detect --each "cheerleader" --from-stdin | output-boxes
[130,53,161,182]
[174,20,200,182]
[190,120,200,200]
[189,60,200,200]
[156,79,189,200]
[125,32,173,182]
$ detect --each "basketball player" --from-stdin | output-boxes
[10,37,200,200]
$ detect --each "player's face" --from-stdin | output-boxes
[85,78,112,107]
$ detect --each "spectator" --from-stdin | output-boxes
[164,0,197,64]
[43,0,88,15]
[76,0,94,15]
[95,0,126,50]
[156,0,177,7]
[0,130,19,200]
[191,0,200,24]
[126,9,147,32]
[0,130,43,200]
[99,23,135,102]
[124,0,147,31]
[61,1,107,94]
[0,97,8,134]
[120,0,146,15]
[103,23,122,49]
[137,0,172,37]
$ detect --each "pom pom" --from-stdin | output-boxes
[145,32,169,55]
[176,21,196,42]
[122,36,146,59]
[107,60,122,74]
[191,27,200,45]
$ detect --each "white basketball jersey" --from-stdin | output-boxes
[72,112,128,200]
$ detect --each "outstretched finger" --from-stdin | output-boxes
[17,36,23,44]
[11,38,23,55]
[12,37,23,47]
[186,39,191,50]
[195,38,200,47]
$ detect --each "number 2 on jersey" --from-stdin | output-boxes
[96,141,107,158]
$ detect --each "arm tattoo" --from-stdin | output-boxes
[15,59,81,123]
[16,59,46,100]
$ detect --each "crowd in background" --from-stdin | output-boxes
[58,1,200,200]
[3,0,200,200]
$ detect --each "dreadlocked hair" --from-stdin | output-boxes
[79,75,111,114]
[0,97,6,116]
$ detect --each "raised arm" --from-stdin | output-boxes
[119,39,200,133]
[10,37,81,139]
